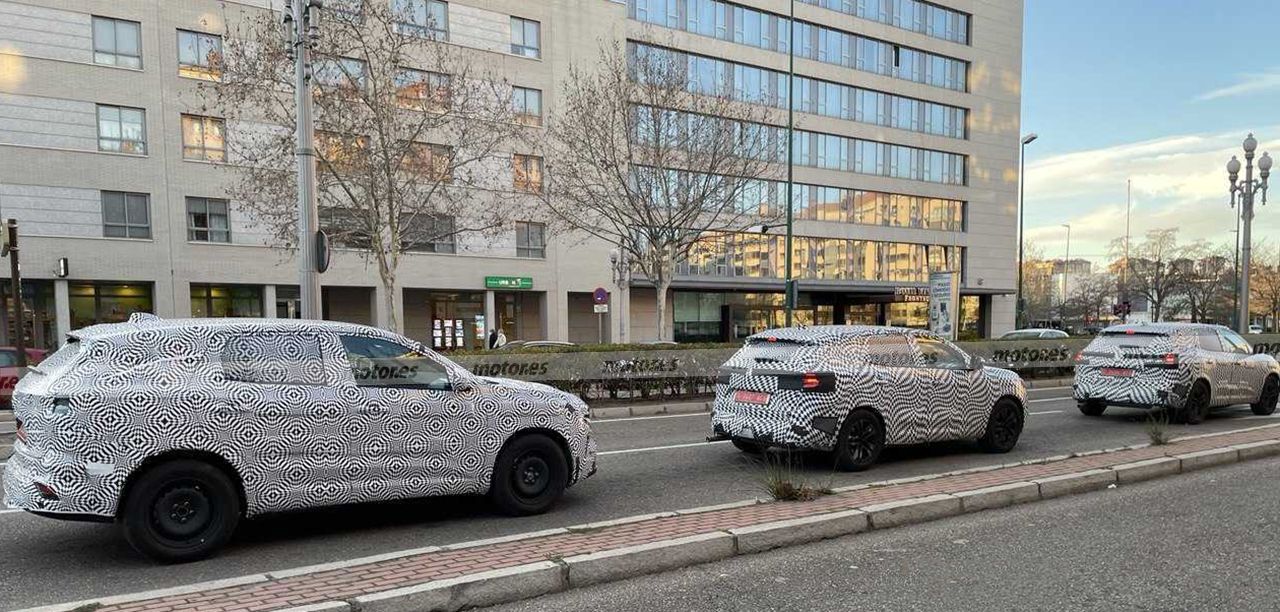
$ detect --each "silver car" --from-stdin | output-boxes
[4,315,596,562]
[710,326,1027,471]
[1074,323,1280,423]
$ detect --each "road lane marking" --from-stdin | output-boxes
[599,440,731,456]
[594,412,709,423]
[1028,397,1071,404]
[1029,410,1063,415]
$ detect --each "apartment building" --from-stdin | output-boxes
[0,0,1023,349]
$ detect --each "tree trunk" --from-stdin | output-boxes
[654,276,672,342]
[376,250,402,333]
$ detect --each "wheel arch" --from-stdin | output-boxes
[117,449,247,521]
[497,427,574,477]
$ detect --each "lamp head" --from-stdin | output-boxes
[1021,133,1039,146]
[1228,155,1242,180]
[1244,133,1258,155]
[1259,151,1273,180]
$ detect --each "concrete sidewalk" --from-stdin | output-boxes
[25,422,1280,612]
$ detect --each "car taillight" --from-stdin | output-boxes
[1162,353,1178,366]
[1074,351,1086,364]
[779,372,835,392]
[15,418,25,444]
[34,482,58,500]
[802,373,822,390]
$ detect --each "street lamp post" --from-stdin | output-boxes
[1230,227,1240,329]
[285,0,324,319]
[1227,133,1272,334]
[609,249,631,344]
[1061,223,1071,329]
[1016,133,1038,328]
[783,0,796,327]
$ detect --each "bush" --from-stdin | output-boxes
[452,341,740,356]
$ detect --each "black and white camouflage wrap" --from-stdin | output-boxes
[4,316,596,519]
[711,326,1027,451]
[1074,323,1280,409]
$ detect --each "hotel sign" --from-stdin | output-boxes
[894,286,930,303]
[485,276,534,290]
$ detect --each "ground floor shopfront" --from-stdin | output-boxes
[671,288,992,343]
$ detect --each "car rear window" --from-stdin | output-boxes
[29,340,81,376]
[739,338,807,363]
[1086,331,1166,353]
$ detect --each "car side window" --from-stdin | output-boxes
[864,334,916,368]
[340,334,451,390]
[1197,333,1224,352]
[0,350,16,367]
[1219,331,1252,355]
[220,333,327,385]
[914,336,969,369]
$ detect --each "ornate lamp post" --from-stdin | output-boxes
[1227,134,1272,334]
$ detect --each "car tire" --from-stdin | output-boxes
[1180,380,1212,425]
[490,434,569,516]
[732,439,765,454]
[1077,400,1106,417]
[1252,375,1280,416]
[979,398,1024,453]
[832,409,884,472]
[120,459,241,564]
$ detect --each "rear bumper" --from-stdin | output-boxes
[1073,367,1188,409]
[2,441,115,519]
[710,387,840,451]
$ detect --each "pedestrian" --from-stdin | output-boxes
[495,328,508,348]
[487,329,498,350]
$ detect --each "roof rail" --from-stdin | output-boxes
[128,312,162,324]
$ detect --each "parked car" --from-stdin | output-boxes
[3,315,597,562]
[495,340,575,351]
[710,326,1027,471]
[998,328,1069,340]
[1249,324,1265,334]
[1073,323,1280,423]
[0,347,48,409]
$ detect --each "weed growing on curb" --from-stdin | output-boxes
[758,451,834,502]
[1145,410,1172,445]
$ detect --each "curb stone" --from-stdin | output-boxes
[954,481,1041,511]
[729,509,869,554]
[277,603,352,612]
[1231,439,1280,460]
[862,493,963,529]
[14,574,270,612]
[564,532,735,588]
[1111,457,1181,484]
[353,562,564,612]
[1175,447,1239,471]
[1033,469,1117,498]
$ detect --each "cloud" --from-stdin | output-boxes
[1196,68,1280,101]
[1022,126,1280,265]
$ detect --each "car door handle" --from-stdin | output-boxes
[358,405,386,416]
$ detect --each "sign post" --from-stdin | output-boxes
[929,271,960,340]
[2,219,26,368]
[593,287,609,344]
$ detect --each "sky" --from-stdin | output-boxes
[1020,0,1280,267]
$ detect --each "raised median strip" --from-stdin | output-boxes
[19,422,1280,612]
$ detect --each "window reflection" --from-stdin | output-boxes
[679,232,962,283]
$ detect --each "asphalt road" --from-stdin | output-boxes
[488,454,1280,612]
[1,387,1276,610]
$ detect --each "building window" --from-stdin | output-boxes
[393,0,448,39]
[177,30,223,80]
[191,284,263,317]
[92,16,142,69]
[97,104,147,154]
[403,142,453,182]
[316,131,369,173]
[516,222,546,258]
[328,0,364,23]
[513,154,543,193]
[512,86,542,126]
[404,214,456,254]
[314,57,367,90]
[101,191,150,239]
[187,197,231,243]
[394,68,451,112]
[510,17,541,58]
[181,114,225,161]
[69,282,153,329]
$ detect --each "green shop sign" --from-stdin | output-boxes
[485,276,534,290]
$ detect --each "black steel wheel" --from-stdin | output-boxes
[1252,375,1279,416]
[979,398,1024,453]
[832,409,885,472]
[120,459,241,563]
[490,434,569,516]
[1180,380,1212,425]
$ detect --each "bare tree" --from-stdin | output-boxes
[1176,242,1234,324]
[1251,241,1280,331]
[1019,242,1057,326]
[1113,229,1188,322]
[1062,272,1117,330]
[541,40,782,340]
[195,2,525,331]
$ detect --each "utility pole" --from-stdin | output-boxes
[1122,179,1131,323]
[2,219,26,368]
[783,0,796,327]
[1017,133,1038,328]
[286,0,324,319]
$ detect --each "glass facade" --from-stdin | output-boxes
[190,284,264,317]
[628,0,968,92]
[798,0,970,45]
[679,232,962,283]
[0,281,57,350]
[631,42,966,139]
[69,282,153,329]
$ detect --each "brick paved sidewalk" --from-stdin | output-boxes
[57,424,1280,612]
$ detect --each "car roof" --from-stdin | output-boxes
[747,325,934,343]
[1101,322,1226,335]
[70,314,384,342]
